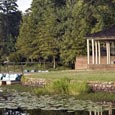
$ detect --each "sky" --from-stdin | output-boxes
[16,0,32,12]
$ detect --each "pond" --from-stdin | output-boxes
[0,88,115,115]
[1,108,115,115]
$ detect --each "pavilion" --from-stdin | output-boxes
[86,25,115,70]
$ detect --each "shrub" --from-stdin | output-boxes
[51,78,70,94]
[69,82,91,95]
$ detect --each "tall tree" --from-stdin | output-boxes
[16,0,115,68]
[16,13,36,61]
[35,2,59,68]
[0,0,21,60]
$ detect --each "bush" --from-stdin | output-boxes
[36,79,91,95]
[51,78,70,94]
[69,82,91,95]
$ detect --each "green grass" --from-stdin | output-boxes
[2,78,91,96]
[76,92,115,102]
[25,70,115,82]
[3,84,115,102]
[1,84,34,92]
[2,70,115,101]
[69,81,91,95]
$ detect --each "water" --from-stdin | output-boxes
[0,88,115,115]
[1,108,115,115]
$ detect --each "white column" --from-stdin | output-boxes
[97,111,100,115]
[101,107,103,115]
[108,42,111,64]
[106,41,111,64]
[108,104,112,115]
[111,42,115,64]
[98,41,101,64]
[95,41,98,64]
[106,42,109,64]
[94,110,97,115]
[89,111,92,115]
[101,111,103,115]
[87,39,90,64]
[92,39,95,64]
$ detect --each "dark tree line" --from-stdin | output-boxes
[1,0,115,69]
[0,0,21,61]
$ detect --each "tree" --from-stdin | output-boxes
[0,13,5,60]
[56,1,86,68]
[36,6,59,68]
[16,13,36,61]
[16,0,115,69]
[0,0,21,60]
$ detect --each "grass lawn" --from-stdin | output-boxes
[24,70,115,82]
[3,70,115,101]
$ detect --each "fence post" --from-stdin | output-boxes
[6,63,9,73]
[20,62,24,75]
[13,62,15,73]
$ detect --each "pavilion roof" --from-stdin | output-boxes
[86,25,115,39]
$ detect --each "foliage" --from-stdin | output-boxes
[3,71,115,101]
[16,0,115,69]
[50,78,70,94]
[1,0,115,69]
[9,52,24,62]
[69,81,91,95]
[2,82,115,102]
[7,77,90,96]
[16,14,35,61]
[0,0,22,58]
[20,76,91,95]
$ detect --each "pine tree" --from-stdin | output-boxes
[16,0,115,68]
[0,0,21,60]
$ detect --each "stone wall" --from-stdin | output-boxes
[88,81,115,92]
[21,77,115,93]
[21,77,48,87]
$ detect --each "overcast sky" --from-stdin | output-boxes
[16,0,32,12]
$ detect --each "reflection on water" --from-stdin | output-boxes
[1,108,115,115]
[2,107,28,115]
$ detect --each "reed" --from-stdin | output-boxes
[69,81,91,95]
[48,78,70,94]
